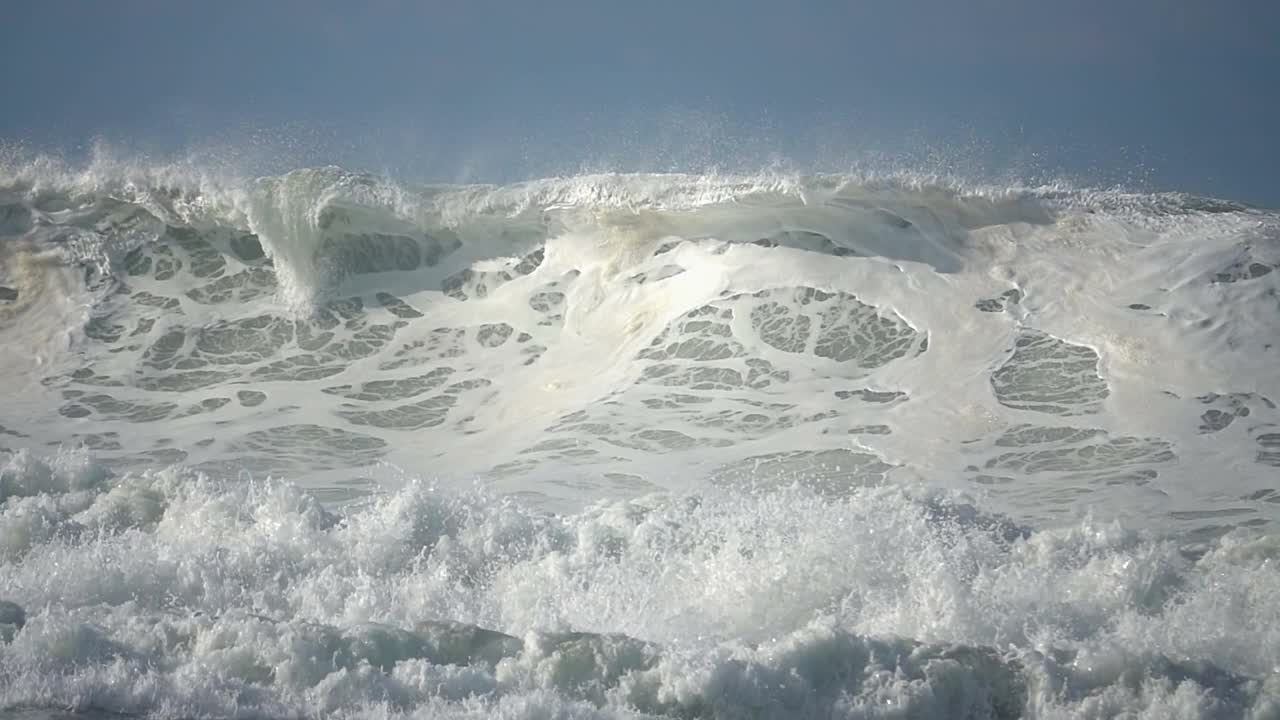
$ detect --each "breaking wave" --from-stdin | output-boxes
[2,156,1279,717]
[1,450,1278,718]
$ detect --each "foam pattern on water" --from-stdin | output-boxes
[1,450,1279,719]
[4,166,1280,716]
[991,331,1110,416]
[5,168,1275,526]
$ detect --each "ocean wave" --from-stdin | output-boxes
[1,450,1277,719]
[1,159,1272,310]
[2,163,1279,523]
[3,159,1280,717]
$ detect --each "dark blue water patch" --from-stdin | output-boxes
[975,288,1024,313]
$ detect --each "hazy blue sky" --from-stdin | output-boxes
[4,1,1278,204]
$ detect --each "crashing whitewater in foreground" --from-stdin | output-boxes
[0,159,1278,718]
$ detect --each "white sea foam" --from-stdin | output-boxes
[0,450,1277,718]
[1,160,1279,717]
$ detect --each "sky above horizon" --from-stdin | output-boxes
[3,1,1278,205]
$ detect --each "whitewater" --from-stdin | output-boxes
[0,157,1277,719]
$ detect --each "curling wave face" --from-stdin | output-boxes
[1,160,1279,717]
